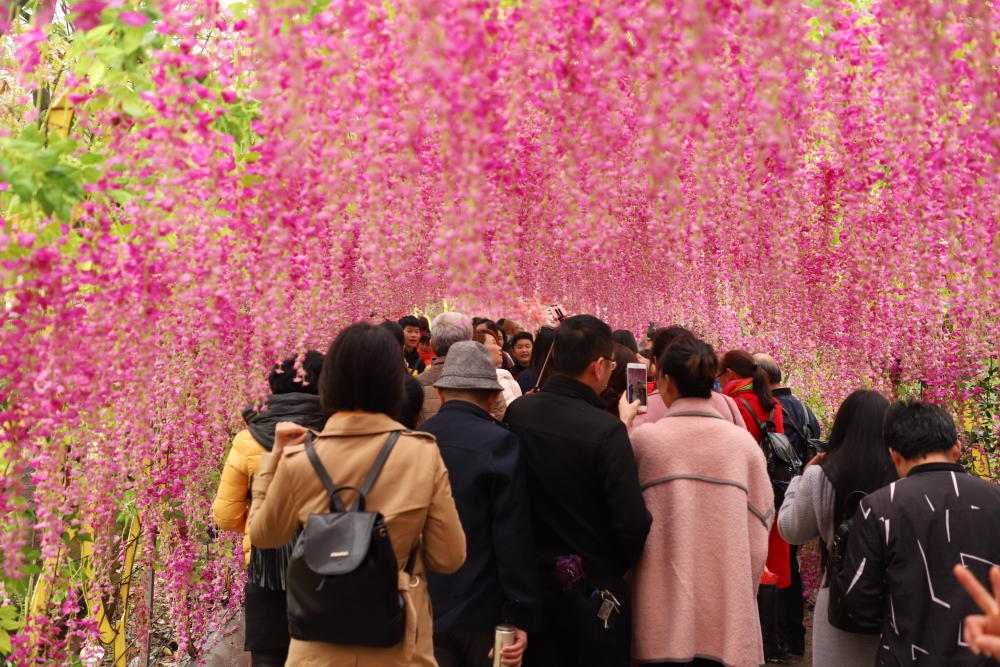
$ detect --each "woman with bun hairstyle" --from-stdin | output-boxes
[631,327,745,430]
[628,338,772,667]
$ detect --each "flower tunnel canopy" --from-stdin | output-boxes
[0,0,997,662]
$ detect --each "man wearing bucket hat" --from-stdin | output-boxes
[421,341,541,667]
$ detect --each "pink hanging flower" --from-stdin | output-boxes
[119,11,148,27]
[70,0,109,31]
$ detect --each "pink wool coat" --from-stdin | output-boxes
[630,397,773,667]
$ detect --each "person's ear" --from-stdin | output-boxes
[486,391,500,412]
[889,447,904,469]
[436,388,447,404]
[950,442,962,462]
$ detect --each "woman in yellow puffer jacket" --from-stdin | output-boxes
[212,351,328,667]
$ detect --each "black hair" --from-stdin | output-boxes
[550,315,613,377]
[419,331,432,345]
[721,349,776,411]
[320,322,405,415]
[416,316,430,332]
[820,390,896,529]
[268,350,324,395]
[397,315,421,331]
[601,343,639,414]
[379,320,405,347]
[612,329,638,354]
[658,338,717,399]
[649,326,695,370]
[883,399,958,461]
[474,318,502,343]
[509,331,533,348]
[399,375,424,429]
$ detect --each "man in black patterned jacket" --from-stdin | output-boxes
[833,400,1000,666]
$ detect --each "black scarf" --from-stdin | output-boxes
[242,392,328,451]
[243,392,327,589]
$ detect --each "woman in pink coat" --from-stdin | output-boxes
[628,338,773,667]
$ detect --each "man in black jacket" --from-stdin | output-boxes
[756,352,820,656]
[505,315,651,667]
[422,341,540,667]
[832,400,1000,666]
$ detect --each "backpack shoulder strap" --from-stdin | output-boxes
[737,397,766,431]
[354,430,403,511]
[305,432,346,513]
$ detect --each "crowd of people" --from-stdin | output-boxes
[211,311,1000,667]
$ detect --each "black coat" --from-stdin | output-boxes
[833,462,1000,666]
[504,374,651,581]
[421,400,542,632]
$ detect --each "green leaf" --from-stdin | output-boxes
[86,23,116,41]
[8,173,35,201]
[87,60,107,86]
[121,25,145,54]
[0,628,10,655]
[78,152,106,166]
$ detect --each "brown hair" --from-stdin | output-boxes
[720,349,776,410]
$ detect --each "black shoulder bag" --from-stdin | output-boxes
[738,398,802,506]
[286,431,412,647]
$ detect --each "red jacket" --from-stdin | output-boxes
[723,379,784,442]
[723,378,791,589]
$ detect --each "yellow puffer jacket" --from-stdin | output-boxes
[212,429,268,566]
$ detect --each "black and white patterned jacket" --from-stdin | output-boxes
[833,462,1000,666]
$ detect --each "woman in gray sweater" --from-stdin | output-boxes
[778,389,896,666]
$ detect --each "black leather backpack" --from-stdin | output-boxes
[738,398,803,506]
[286,431,412,647]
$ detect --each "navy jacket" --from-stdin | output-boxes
[773,388,821,462]
[421,400,541,632]
[504,374,651,581]
[833,463,1000,666]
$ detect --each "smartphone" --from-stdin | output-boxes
[626,363,648,413]
[545,304,567,324]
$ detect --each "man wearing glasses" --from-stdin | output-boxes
[505,315,651,667]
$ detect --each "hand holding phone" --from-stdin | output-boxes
[626,363,648,413]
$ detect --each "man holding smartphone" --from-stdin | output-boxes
[505,315,651,667]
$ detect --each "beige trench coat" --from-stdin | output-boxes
[248,411,466,666]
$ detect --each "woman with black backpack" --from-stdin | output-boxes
[248,322,467,666]
[777,389,897,666]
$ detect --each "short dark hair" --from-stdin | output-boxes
[612,329,638,354]
[398,315,421,330]
[268,350,324,395]
[320,323,405,415]
[659,338,717,399]
[399,375,424,429]
[883,400,958,460]
[416,316,430,332]
[379,320,405,347]
[551,315,613,377]
[509,331,533,348]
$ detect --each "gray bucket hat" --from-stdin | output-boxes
[433,341,503,391]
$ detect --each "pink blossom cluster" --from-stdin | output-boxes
[1,0,997,662]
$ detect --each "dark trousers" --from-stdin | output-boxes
[777,544,806,653]
[524,581,631,667]
[434,631,494,667]
[244,581,290,663]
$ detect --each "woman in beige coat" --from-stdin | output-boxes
[249,322,467,667]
